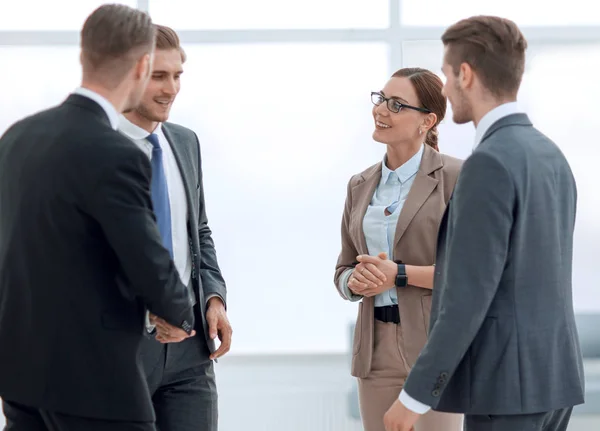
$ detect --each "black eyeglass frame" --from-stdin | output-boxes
[371,91,431,114]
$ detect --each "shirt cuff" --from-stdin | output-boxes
[144,310,156,333]
[206,293,225,307]
[339,269,362,302]
[399,389,431,414]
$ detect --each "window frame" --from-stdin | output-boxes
[0,0,598,76]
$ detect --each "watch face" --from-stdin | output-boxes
[396,275,407,287]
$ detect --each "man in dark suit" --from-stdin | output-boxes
[118,25,231,431]
[381,16,585,431]
[0,5,196,431]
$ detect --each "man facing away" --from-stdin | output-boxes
[0,5,197,431]
[118,24,231,431]
[381,15,585,431]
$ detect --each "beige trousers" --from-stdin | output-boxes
[358,320,463,431]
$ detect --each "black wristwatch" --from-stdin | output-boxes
[395,263,408,287]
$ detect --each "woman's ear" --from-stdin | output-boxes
[422,112,438,132]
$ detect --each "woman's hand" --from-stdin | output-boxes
[350,252,397,297]
[348,252,389,296]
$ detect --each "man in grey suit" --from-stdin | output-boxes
[379,15,585,431]
[118,25,232,431]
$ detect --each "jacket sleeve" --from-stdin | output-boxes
[194,133,227,307]
[88,143,195,333]
[403,151,514,407]
[334,176,361,301]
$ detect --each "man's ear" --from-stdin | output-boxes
[459,62,475,90]
[135,52,153,80]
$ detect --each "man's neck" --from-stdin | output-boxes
[472,96,517,128]
[80,81,126,114]
[124,111,159,134]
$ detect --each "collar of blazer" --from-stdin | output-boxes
[479,113,532,147]
[64,94,113,129]
[350,144,444,254]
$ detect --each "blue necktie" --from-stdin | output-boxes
[147,133,173,258]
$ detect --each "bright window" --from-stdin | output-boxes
[0,47,81,133]
[401,0,600,26]
[168,43,389,353]
[0,1,137,31]
[148,0,388,29]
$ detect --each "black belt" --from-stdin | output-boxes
[374,305,400,324]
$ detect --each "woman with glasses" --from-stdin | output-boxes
[334,68,463,431]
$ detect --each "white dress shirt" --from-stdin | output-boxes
[118,116,192,288]
[399,102,525,414]
[72,87,119,130]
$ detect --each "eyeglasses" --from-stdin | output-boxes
[371,92,431,114]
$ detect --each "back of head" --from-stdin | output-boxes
[441,15,527,98]
[392,67,446,151]
[80,4,156,89]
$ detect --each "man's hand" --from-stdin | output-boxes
[383,400,420,431]
[150,313,196,343]
[206,296,232,360]
[351,252,397,297]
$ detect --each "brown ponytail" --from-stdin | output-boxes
[425,126,439,152]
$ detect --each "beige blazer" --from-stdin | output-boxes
[335,144,462,378]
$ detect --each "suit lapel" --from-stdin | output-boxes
[161,124,195,221]
[351,167,381,255]
[392,145,442,249]
[161,124,203,290]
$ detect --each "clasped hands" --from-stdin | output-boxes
[349,252,398,297]
[352,253,421,430]
[149,296,232,360]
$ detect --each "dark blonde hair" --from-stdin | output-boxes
[442,15,527,98]
[80,4,155,85]
[155,24,187,63]
[391,68,446,151]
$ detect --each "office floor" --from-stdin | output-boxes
[1,354,599,430]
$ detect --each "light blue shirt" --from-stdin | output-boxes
[340,145,424,305]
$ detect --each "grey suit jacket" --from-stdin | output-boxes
[162,122,227,353]
[403,114,585,415]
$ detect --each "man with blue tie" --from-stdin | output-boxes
[119,25,231,431]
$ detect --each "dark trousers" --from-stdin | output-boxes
[464,408,573,431]
[140,330,217,431]
[2,400,155,431]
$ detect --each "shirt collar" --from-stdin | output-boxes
[381,144,424,183]
[118,115,164,143]
[72,87,119,130]
[474,101,523,150]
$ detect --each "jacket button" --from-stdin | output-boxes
[440,372,448,379]
[432,389,441,397]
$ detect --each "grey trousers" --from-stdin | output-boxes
[140,331,217,431]
[464,408,573,431]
